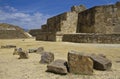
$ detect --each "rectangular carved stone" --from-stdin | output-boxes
[89,54,112,71]
[68,50,93,75]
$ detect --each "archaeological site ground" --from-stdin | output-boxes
[0,39,120,79]
[0,2,120,79]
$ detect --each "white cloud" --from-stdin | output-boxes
[5,6,17,12]
[0,6,51,29]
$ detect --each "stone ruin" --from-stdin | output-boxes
[46,50,112,75]
[29,2,120,43]
[0,23,31,39]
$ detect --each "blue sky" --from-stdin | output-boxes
[0,0,119,29]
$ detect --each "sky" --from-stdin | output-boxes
[0,0,119,29]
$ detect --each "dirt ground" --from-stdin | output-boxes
[0,39,120,79]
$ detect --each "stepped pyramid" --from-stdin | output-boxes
[29,2,120,43]
[0,23,31,39]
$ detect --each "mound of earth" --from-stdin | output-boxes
[0,23,32,39]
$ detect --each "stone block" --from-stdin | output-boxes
[47,59,68,75]
[40,52,54,64]
[68,50,93,75]
[89,54,112,70]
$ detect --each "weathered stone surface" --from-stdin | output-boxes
[47,59,68,75]
[41,24,48,32]
[28,49,37,53]
[36,32,56,41]
[29,29,42,37]
[30,2,120,44]
[77,2,120,34]
[18,51,29,59]
[36,47,44,54]
[71,5,86,13]
[13,48,22,55]
[63,33,120,44]
[47,12,78,34]
[68,50,93,75]
[89,54,112,70]
[40,52,54,64]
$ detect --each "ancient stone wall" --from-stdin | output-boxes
[41,24,48,32]
[63,33,120,44]
[116,2,120,33]
[47,13,67,33]
[77,2,120,34]
[29,29,42,37]
[77,7,96,33]
[60,12,78,34]
[36,11,78,41]
[47,12,78,34]
[35,2,120,43]
[94,3,120,34]
[36,32,56,41]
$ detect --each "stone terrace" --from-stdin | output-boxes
[29,2,120,43]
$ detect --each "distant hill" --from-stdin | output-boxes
[0,23,31,39]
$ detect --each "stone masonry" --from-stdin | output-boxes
[77,2,120,34]
[29,5,86,41]
[47,12,78,34]
[63,33,120,44]
[29,2,120,43]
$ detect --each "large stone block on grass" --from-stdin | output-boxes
[40,52,54,64]
[68,50,93,75]
[47,59,68,75]
[89,54,112,70]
